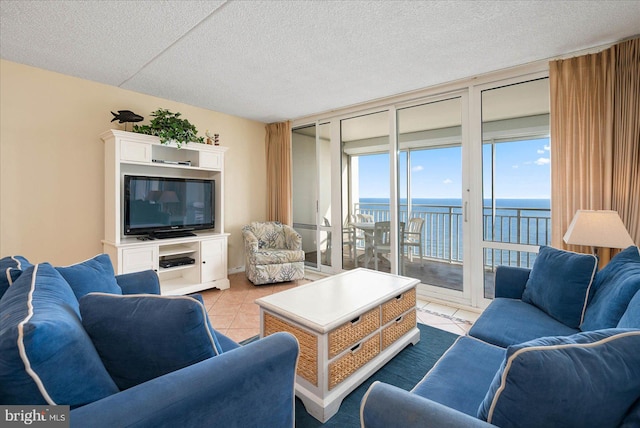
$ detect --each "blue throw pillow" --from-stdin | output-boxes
[79,293,223,390]
[477,329,640,428]
[56,254,122,300]
[617,289,640,328]
[582,246,640,330]
[522,246,598,328]
[0,255,32,299]
[0,264,119,406]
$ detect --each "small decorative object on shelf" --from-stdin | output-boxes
[205,130,220,146]
[132,108,205,148]
[110,110,143,131]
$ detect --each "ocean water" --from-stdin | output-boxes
[356,198,551,266]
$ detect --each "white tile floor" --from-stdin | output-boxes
[198,272,481,342]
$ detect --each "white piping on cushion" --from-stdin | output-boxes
[84,293,221,355]
[486,330,640,423]
[11,255,23,270]
[56,253,104,268]
[5,255,26,287]
[360,380,381,428]
[17,264,57,405]
[578,254,599,327]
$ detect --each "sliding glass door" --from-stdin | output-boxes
[340,110,395,272]
[292,66,551,309]
[478,77,551,306]
[397,96,467,299]
[292,122,333,273]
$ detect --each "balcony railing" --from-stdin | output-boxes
[353,202,551,269]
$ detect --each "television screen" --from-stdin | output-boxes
[124,175,214,236]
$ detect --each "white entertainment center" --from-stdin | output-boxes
[101,129,230,295]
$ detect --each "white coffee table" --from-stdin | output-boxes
[256,268,420,422]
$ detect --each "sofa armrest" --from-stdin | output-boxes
[115,270,160,295]
[494,266,531,299]
[283,224,302,250]
[242,229,259,254]
[361,382,496,428]
[70,332,299,428]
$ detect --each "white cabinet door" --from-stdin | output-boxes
[201,238,226,282]
[120,140,152,163]
[199,151,222,170]
[122,246,158,274]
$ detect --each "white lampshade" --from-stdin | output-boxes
[563,210,634,248]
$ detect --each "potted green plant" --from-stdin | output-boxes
[133,109,205,148]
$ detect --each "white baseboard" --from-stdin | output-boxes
[228,266,245,275]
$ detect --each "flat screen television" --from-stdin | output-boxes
[124,175,215,237]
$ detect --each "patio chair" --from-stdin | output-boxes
[342,214,357,263]
[355,213,374,265]
[403,217,425,267]
[322,217,332,265]
[368,221,405,271]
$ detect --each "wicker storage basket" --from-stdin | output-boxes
[381,288,416,325]
[264,312,318,386]
[328,334,380,390]
[382,310,416,349]
[328,307,380,359]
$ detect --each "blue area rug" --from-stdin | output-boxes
[295,323,459,427]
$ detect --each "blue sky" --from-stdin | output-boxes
[358,138,551,199]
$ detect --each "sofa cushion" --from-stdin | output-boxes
[469,298,579,348]
[0,255,32,299]
[618,289,640,328]
[581,246,640,330]
[252,249,305,265]
[411,336,506,417]
[79,293,223,390]
[477,329,640,428]
[0,264,119,406]
[522,246,597,328]
[56,254,122,300]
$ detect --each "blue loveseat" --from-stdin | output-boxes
[361,246,640,428]
[0,254,299,428]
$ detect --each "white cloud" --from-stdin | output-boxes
[544,145,550,151]
[534,157,550,166]
[537,149,545,154]
[412,165,424,172]
[512,165,519,169]
[443,178,453,184]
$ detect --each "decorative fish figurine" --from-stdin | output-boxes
[111,110,144,123]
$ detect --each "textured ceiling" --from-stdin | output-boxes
[1,0,639,124]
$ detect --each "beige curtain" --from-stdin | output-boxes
[550,36,639,262]
[265,121,292,225]
[612,38,640,246]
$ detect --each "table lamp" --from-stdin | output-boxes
[563,210,634,264]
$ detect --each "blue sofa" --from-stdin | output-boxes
[0,254,299,428]
[361,245,640,428]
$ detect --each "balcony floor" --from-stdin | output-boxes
[308,249,496,297]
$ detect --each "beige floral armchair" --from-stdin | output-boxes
[242,221,305,285]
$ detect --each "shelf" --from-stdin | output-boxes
[158,264,197,274]
[160,279,221,296]
[159,244,197,257]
